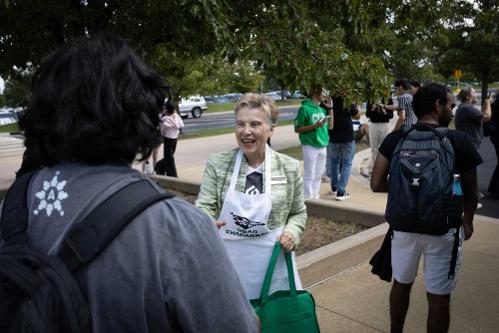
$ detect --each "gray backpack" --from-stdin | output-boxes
[386,124,462,235]
[385,124,463,279]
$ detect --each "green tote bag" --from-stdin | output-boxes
[250,242,320,333]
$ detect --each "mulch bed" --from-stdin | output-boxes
[169,190,368,256]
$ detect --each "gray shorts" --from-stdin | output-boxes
[391,228,463,295]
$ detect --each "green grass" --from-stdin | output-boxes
[179,119,294,140]
[0,123,20,133]
[277,146,303,160]
[205,102,237,113]
[205,99,302,113]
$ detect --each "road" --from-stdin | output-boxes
[182,106,300,134]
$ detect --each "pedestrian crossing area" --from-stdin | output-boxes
[0,134,25,158]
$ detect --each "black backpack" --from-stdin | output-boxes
[0,170,174,332]
[385,124,463,279]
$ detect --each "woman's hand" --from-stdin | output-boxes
[214,220,226,229]
[278,232,295,252]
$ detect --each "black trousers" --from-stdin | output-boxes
[163,137,178,177]
[489,134,499,196]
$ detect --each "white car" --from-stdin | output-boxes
[264,91,286,101]
[178,96,208,118]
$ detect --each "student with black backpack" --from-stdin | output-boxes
[371,83,482,333]
[0,33,259,333]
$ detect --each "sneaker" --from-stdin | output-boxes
[336,191,350,201]
[330,186,338,194]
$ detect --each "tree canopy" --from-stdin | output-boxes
[1,0,498,107]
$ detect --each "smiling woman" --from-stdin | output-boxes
[234,98,274,168]
[196,93,308,301]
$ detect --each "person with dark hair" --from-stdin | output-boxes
[371,83,482,333]
[327,97,360,200]
[377,79,417,130]
[455,86,492,150]
[7,33,258,332]
[410,80,420,96]
[158,101,184,177]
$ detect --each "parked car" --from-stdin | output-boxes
[265,91,288,101]
[178,96,208,118]
[0,107,23,126]
[288,90,306,99]
[0,112,17,126]
[223,93,243,102]
[203,96,217,104]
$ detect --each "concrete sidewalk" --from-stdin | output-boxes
[1,126,498,332]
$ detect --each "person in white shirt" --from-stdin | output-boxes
[158,102,184,177]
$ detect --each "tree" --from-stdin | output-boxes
[1,0,392,104]
[0,0,230,99]
[3,68,32,107]
[440,0,499,98]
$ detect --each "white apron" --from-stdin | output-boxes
[218,146,302,300]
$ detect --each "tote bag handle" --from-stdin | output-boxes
[259,241,298,310]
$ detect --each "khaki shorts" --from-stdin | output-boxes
[391,228,463,295]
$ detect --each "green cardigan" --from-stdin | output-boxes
[196,148,308,245]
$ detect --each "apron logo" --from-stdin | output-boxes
[230,212,265,230]
[244,185,261,195]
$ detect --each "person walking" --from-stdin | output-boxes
[159,102,184,177]
[371,83,482,333]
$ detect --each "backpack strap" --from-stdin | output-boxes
[448,227,461,280]
[58,179,174,272]
[411,123,450,140]
[0,169,40,246]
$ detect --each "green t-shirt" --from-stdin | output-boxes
[294,99,329,147]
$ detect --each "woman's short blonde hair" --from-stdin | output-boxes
[235,93,279,125]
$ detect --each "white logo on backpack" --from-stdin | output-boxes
[33,171,68,217]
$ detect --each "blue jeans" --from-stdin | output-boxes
[327,141,355,193]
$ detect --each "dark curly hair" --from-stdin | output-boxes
[19,33,164,168]
[412,83,448,118]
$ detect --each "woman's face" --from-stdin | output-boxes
[235,107,273,162]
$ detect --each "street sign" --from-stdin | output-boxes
[454,69,462,79]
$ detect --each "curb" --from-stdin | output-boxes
[2,174,497,289]
[150,175,387,287]
[297,223,388,288]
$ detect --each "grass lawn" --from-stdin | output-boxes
[0,123,20,133]
[179,119,294,140]
[206,99,302,113]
